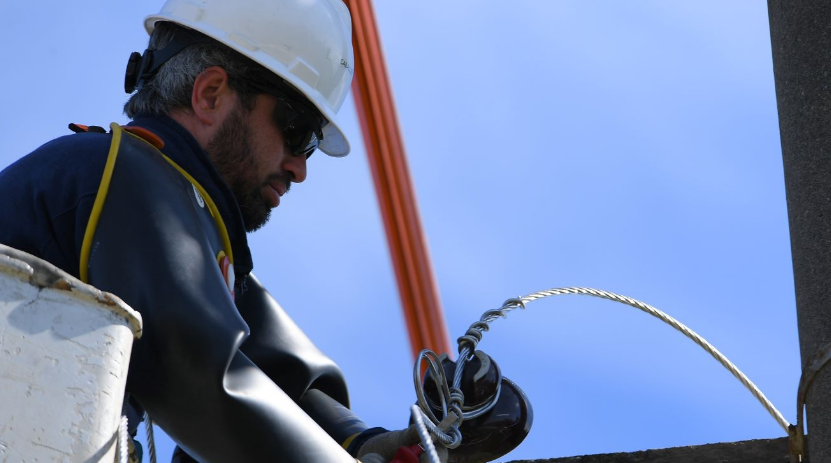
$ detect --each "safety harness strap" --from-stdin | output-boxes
[78,122,233,283]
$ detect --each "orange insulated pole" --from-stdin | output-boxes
[344,0,451,358]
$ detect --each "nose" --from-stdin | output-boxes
[283,152,307,183]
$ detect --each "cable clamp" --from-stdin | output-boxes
[791,340,831,463]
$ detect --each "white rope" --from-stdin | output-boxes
[118,416,129,463]
[413,286,790,454]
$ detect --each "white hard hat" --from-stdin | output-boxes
[145,0,354,157]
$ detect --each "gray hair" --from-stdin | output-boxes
[123,22,265,118]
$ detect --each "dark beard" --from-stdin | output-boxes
[207,106,271,232]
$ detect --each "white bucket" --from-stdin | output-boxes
[0,245,142,463]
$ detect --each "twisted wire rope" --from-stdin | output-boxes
[519,287,789,432]
[118,416,129,463]
[412,286,790,460]
[411,404,441,463]
[145,413,158,463]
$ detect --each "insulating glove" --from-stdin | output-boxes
[359,449,448,463]
[356,426,448,463]
[357,454,386,463]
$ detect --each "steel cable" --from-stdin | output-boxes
[412,286,790,462]
[519,287,789,432]
[411,404,441,463]
[145,413,157,463]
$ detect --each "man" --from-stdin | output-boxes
[0,0,445,461]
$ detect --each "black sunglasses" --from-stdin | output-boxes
[243,77,326,159]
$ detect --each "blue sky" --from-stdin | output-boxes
[1,1,798,461]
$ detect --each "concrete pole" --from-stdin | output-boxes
[767,1,831,460]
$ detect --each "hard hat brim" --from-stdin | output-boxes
[319,123,350,157]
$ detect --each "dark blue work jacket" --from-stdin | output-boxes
[0,114,358,463]
[0,113,253,280]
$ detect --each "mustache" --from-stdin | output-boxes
[264,172,292,195]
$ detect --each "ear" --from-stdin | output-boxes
[191,66,235,126]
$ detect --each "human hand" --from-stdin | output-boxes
[358,448,448,463]
[357,454,385,463]
[356,426,448,463]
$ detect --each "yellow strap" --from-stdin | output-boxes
[79,123,235,283]
[341,432,361,452]
[153,148,235,264]
[79,122,122,282]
